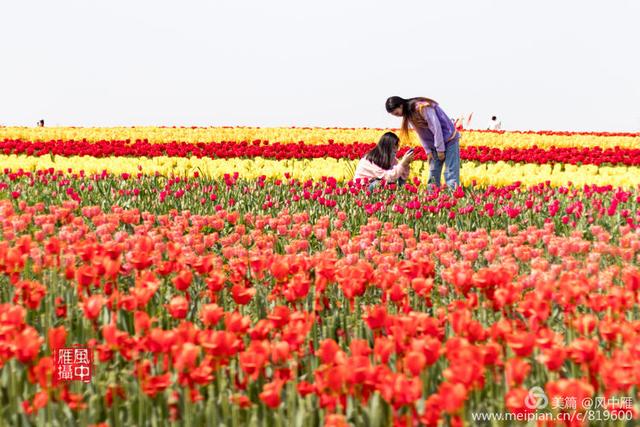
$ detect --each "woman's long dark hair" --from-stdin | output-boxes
[386,96,438,141]
[365,132,400,170]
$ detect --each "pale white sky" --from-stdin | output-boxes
[1,0,639,131]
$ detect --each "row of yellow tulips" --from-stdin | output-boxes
[1,126,639,149]
[3,154,639,188]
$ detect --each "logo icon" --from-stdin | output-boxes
[524,386,548,410]
[53,345,93,383]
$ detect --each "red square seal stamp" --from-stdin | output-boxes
[53,345,93,383]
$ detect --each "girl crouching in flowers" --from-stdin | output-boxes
[386,96,461,188]
[354,131,414,191]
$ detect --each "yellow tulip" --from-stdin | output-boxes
[2,154,640,188]
[1,126,638,149]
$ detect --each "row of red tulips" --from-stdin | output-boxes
[2,169,640,232]
[3,139,640,166]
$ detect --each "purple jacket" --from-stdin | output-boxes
[413,104,458,153]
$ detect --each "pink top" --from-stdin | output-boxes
[354,157,409,183]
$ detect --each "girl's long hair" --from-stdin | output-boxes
[365,132,400,170]
[385,96,438,141]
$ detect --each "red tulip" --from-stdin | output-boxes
[82,295,105,320]
[259,380,284,408]
[166,296,188,319]
[48,325,67,351]
[172,269,192,292]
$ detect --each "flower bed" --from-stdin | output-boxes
[0,171,640,425]
[1,126,639,426]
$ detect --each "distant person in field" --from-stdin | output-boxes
[386,96,460,188]
[354,132,414,191]
[37,119,45,127]
[487,116,501,130]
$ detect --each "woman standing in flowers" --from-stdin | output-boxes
[354,131,414,190]
[386,96,461,188]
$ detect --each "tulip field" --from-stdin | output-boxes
[2,126,640,427]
